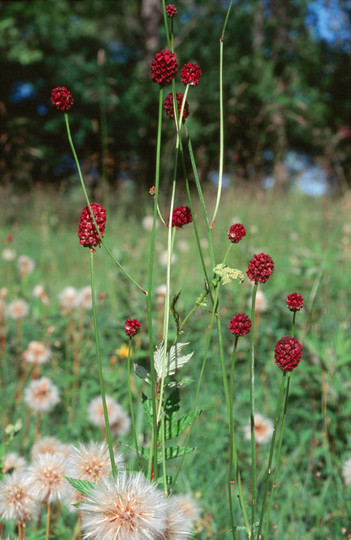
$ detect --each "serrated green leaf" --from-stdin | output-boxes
[166,410,202,440]
[157,445,195,461]
[134,363,149,381]
[165,387,180,418]
[65,477,95,496]
[154,341,193,378]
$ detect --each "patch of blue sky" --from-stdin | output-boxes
[306,0,351,51]
[10,81,36,103]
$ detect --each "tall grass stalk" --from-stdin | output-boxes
[90,251,117,477]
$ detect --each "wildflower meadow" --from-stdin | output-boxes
[1,2,351,539]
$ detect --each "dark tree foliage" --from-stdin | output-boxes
[1,0,351,190]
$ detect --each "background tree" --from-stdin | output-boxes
[0,0,350,192]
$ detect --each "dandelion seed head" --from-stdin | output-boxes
[2,248,16,261]
[163,496,194,538]
[24,377,60,412]
[88,395,130,436]
[31,436,71,460]
[27,453,69,504]
[67,441,124,483]
[78,286,93,310]
[243,414,274,445]
[58,286,80,313]
[7,299,29,321]
[22,341,51,365]
[17,255,35,277]
[80,472,168,540]
[0,472,38,524]
[171,493,201,523]
[2,453,27,474]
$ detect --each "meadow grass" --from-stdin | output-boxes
[1,184,350,538]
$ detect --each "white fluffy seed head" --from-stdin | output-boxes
[7,299,29,321]
[24,377,60,412]
[67,441,124,483]
[2,452,27,474]
[22,341,51,365]
[31,436,71,460]
[163,496,194,539]
[87,395,130,436]
[80,472,169,540]
[0,472,38,524]
[243,413,274,445]
[27,453,69,504]
[58,286,80,313]
[170,493,201,524]
[17,255,35,277]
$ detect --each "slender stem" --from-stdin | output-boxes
[170,281,221,490]
[249,283,258,532]
[211,39,224,228]
[210,0,234,227]
[45,502,52,540]
[18,521,24,540]
[161,415,168,494]
[156,207,177,427]
[218,314,237,540]
[262,373,291,539]
[228,337,251,536]
[146,87,164,480]
[180,136,213,298]
[64,113,146,295]
[90,251,117,477]
[256,373,286,539]
[127,339,141,467]
[161,0,170,49]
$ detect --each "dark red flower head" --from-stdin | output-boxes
[227,223,246,244]
[166,4,177,17]
[229,313,252,337]
[180,63,201,86]
[247,253,274,284]
[124,319,140,338]
[151,50,178,86]
[51,87,74,111]
[169,206,192,229]
[286,292,304,312]
[164,93,189,122]
[78,203,106,251]
[274,336,303,372]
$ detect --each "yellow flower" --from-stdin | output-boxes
[115,343,129,360]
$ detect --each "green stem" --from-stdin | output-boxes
[64,113,146,296]
[262,373,290,540]
[229,337,251,536]
[161,415,168,494]
[249,283,258,532]
[210,0,234,227]
[146,87,164,480]
[90,251,117,477]
[180,136,213,300]
[170,281,221,490]
[256,373,286,539]
[127,339,141,467]
[161,0,171,49]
